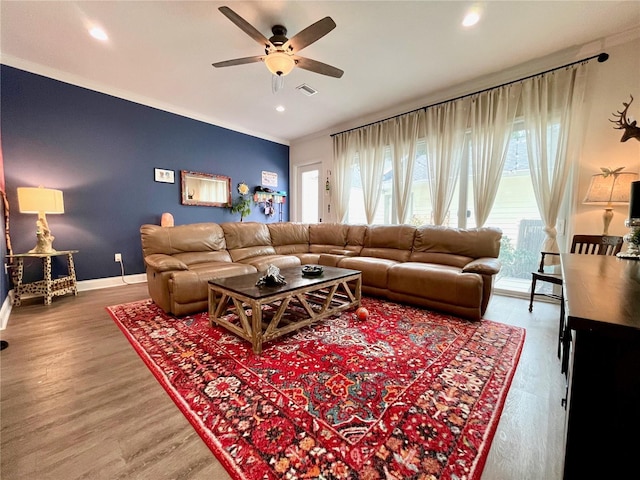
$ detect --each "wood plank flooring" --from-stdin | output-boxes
[0,284,565,479]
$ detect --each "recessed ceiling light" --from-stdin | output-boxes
[462,9,481,27]
[89,26,108,41]
[276,105,285,112]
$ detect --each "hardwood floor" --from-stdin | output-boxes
[0,284,565,479]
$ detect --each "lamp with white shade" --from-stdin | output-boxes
[583,168,638,235]
[17,186,65,254]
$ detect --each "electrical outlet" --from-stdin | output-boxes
[114,253,122,262]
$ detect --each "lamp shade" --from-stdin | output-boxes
[264,51,295,76]
[583,171,638,205]
[17,187,65,214]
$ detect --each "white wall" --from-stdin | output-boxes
[290,29,640,235]
[572,35,640,238]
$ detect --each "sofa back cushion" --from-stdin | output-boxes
[140,223,226,257]
[346,225,367,254]
[268,223,310,254]
[360,224,416,262]
[221,222,276,261]
[410,225,502,265]
[309,223,348,253]
[221,222,272,249]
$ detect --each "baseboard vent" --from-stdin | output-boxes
[296,83,318,96]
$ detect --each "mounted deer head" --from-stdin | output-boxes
[610,95,640,142]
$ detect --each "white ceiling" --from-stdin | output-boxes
[2,1,640,145]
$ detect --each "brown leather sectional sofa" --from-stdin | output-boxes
[140,221,502,321]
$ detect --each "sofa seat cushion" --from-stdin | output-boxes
[337,256,398,289]
[239,254,301,272]
[388,262,482,308]
[169,262,257,303]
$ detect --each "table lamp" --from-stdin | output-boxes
[583,168,638,235]
[17,186,65,254]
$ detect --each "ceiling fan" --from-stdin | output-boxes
[212,6,344,92]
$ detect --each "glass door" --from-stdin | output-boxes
[297,163,321,223]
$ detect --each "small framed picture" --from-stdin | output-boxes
[154,168,175,184]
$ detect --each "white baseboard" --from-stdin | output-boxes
[77,274,147,292]
[0,293,13,330]
[0,274,147,330]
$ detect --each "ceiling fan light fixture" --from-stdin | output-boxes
[265,51,295,76]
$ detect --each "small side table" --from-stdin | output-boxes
[7,250,79,306]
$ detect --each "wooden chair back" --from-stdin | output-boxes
[570,235,623,256]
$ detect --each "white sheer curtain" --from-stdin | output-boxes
[420,98,470,225]
[522,64,589,263]
[469,84,521,226]
[390,112,419,223]
[332,132,356,222]
[356,123,388,224]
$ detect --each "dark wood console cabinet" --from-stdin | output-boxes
[561,254,640,479]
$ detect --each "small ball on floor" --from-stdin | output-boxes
[356,307,369,321]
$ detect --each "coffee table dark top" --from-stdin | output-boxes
[208,265,361,300]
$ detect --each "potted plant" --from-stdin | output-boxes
[230,182,252,221]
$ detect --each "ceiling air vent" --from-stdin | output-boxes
[296,84,318,96]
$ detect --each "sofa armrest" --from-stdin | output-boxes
[144,254,189,272]
[462,257,501,275]
[329,249,358,257]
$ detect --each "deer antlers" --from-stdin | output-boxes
[610,95,640,142]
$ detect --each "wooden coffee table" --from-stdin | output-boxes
[208,266,361,353]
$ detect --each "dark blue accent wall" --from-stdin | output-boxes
[0,65,289,291]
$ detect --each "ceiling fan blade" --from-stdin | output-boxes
[218,6,271,48]
[294,56,344,78]
[284,17,336,53]
[212,55,265,68]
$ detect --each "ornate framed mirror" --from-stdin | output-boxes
[180,170,231,207]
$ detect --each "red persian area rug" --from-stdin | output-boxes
[107,297,524,480]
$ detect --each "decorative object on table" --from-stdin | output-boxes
[617,180,640,258]
[355,306,369,321]
[154,168,175,183]
[301,264,323,277]
[610,95,640,142]
[107,296,524,480]
[17,186,64,254]
[160,212,174,227]
[230,181,252,221]
[255,264,286,286]
[583,167,638,235]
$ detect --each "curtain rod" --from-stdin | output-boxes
[330,52,609,137]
